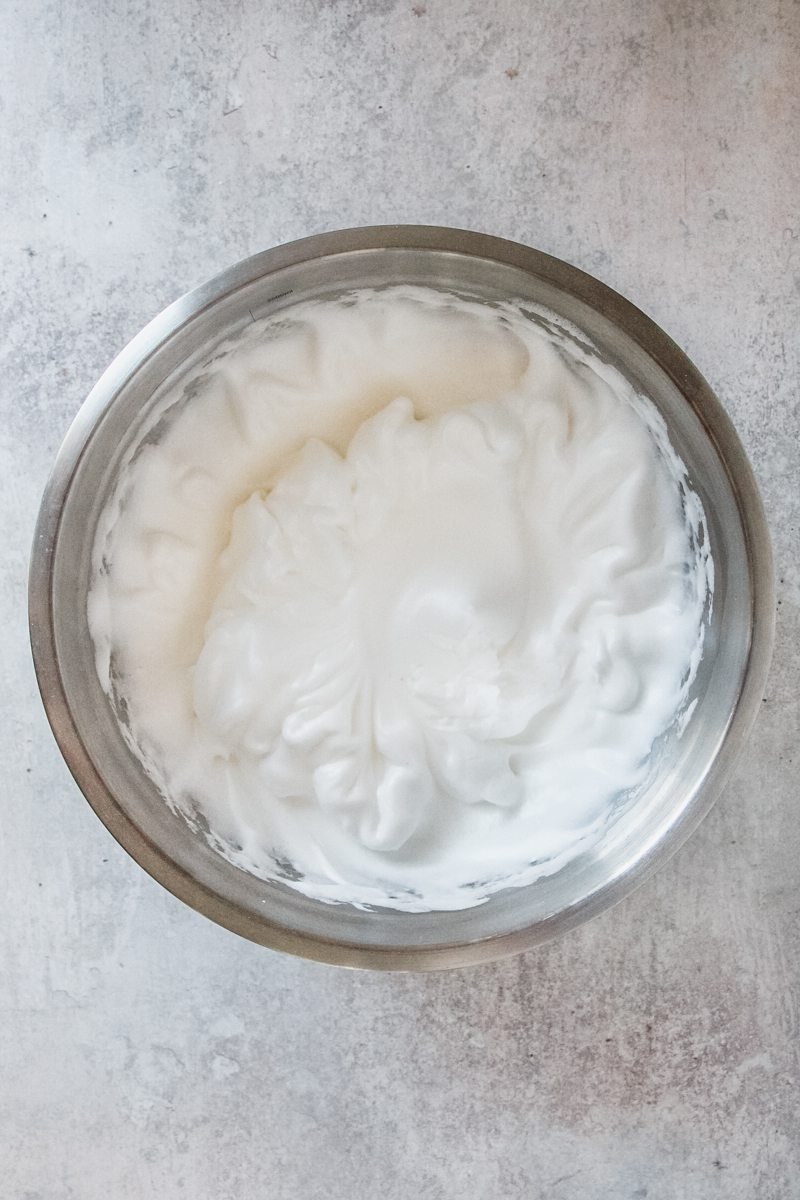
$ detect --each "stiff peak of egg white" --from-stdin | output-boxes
[89,288,712,911]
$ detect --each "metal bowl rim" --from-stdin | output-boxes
[28,224,775,970]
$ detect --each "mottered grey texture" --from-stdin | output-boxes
[2,0,799,1196]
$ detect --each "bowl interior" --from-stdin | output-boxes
[38,232,766,967]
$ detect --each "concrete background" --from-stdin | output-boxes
[2,0,799,1196]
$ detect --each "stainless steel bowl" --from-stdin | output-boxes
[29,226,774,970]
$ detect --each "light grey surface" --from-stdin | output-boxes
[2,0,798,1195]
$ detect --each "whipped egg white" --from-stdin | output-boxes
[88,287,712,910]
